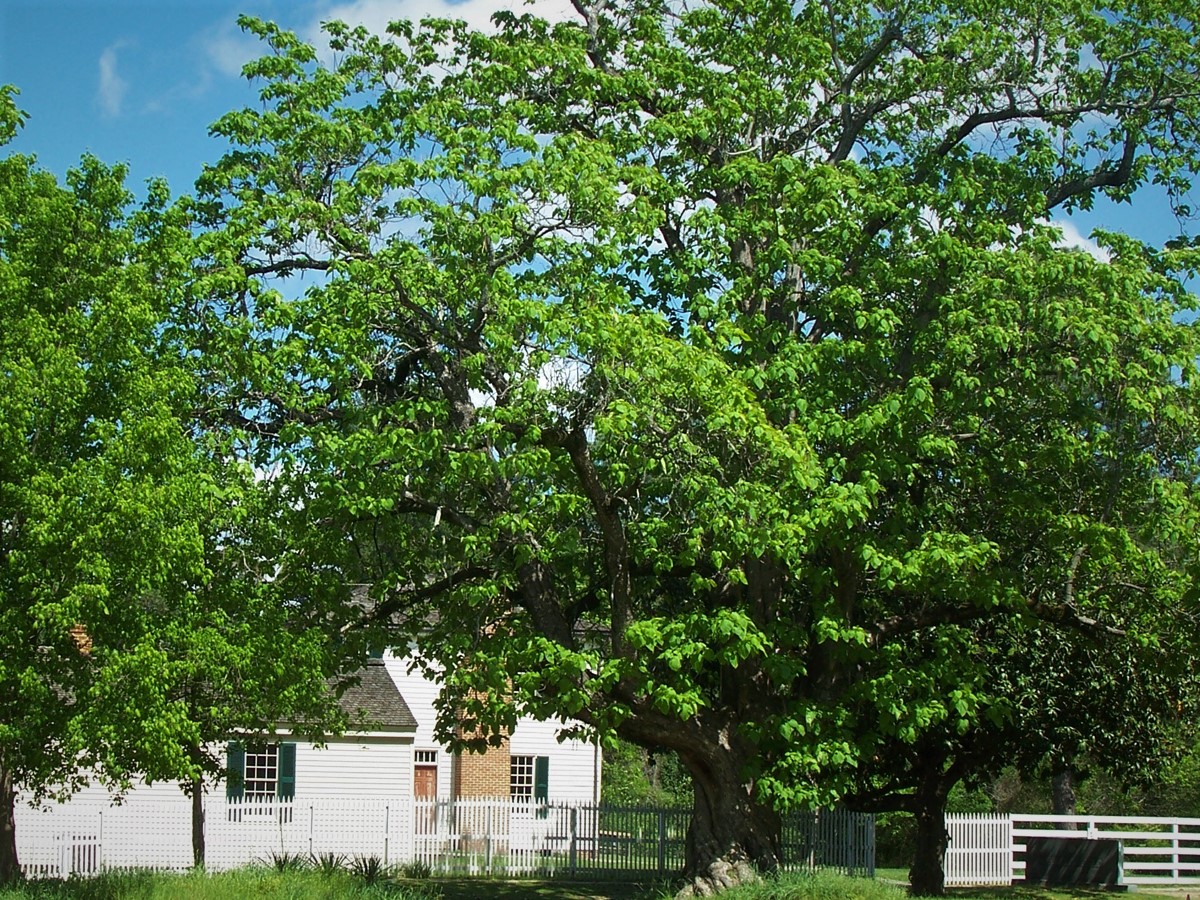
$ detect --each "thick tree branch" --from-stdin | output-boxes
[242,255,333,277]
[556,427,634,658]
[359,565,492,626]
[1045,126,1139,211]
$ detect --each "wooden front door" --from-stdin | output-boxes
[414,765,437,798]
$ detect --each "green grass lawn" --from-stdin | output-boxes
[0,870,1193,900]
[950,890,1189,900]
[875,868,1192,900]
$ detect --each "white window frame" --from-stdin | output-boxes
[244,744,279,804]
[510,754,535,799]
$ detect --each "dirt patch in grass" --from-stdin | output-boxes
[426,878,660,900]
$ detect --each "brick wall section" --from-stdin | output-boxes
[452,738,511,798]
[451,686,512,798]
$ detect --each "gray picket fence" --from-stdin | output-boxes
[407,800,872,879]
[19,796,873,880]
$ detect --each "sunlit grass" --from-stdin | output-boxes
[0,868,439,900]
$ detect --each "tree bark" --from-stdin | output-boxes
[675,742,781,898]
[1051,766,1077,817]
[0,753,20,884]
[189,775,205,869]
[908,767,952,897]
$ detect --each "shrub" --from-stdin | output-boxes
[348,854,389,885]
[258,850,310,873]
[310,852,349,877]
[396,860,431,880]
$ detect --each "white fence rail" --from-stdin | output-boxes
[17,796,872,880]
[945,813,1200,887]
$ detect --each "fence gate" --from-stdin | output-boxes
[945,814,1013,886]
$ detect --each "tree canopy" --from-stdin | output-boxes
[10,0,1199,892]
[177,0,1200,893]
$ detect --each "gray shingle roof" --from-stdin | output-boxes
[333,659,418,732]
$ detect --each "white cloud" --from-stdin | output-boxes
[198,19,266,80]
[193,0,577,89]
[305,0,577,57]
[1048,218,1112,263]
[97,44,129,118]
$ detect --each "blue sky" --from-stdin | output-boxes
[0,0,569,196]
[0,0,1191,256]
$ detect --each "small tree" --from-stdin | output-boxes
[603,739,693,808]
[844,613,1198,895]
[0,87,352,876]
[0,91,203,877]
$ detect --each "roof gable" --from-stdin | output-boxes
[333,659,418,732]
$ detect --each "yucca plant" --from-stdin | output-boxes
[259,850,309,873]
[348,854,389,885]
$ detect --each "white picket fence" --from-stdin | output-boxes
[945,813,1200,887]
[17,796,873,880]
[16,796,605,878]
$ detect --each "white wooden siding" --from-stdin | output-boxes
[292,738,412,800]
[386,650,601,804]
[16,735,413,833]
[509,718,601,805]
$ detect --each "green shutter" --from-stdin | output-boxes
[278,743,297,801]
[226,742,245,800]
[534,755,549,817]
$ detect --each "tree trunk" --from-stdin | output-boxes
[1051,767,1077,817]
[675,745,781,898]
[189,775,205,869]
[908,769,951,897]
[0,754,20,884]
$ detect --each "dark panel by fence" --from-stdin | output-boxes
[1022,836,1123,888]
[548,805,873,880]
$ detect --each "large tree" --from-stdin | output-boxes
[183,2,1200,894]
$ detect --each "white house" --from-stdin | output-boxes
[15,654,601,875]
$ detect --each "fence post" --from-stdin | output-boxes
[485,801,493,875]
[569,806,578,878]
[867,813,876,878]
[1174,823,1180,881]
[407,797,415,865]
[657,809,667,877]
[845,809,853,875]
